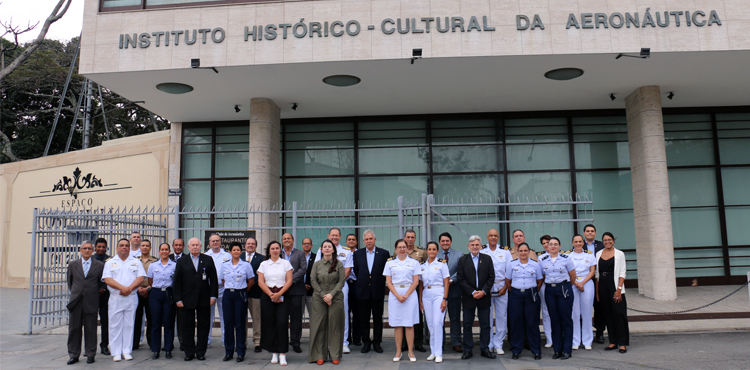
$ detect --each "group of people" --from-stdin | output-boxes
[65,226,630,365]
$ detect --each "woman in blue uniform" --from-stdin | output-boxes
[539,237,576,360]
[147,243,177,359]
[384,239,422,363]
[505,243,543,360]
[418,241,450,363]
[219,241,256,362]
[569,234,596,350]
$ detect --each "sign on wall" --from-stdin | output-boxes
[203,229,256,251]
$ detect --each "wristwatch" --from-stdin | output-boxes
[443,297,448,301]
[617,286,623,290]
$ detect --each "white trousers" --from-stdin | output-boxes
[108,294,137,356]
[572,279,595,347]
[540,284,552,345]
[342,283,349,346]
[208,288,225,346]
[490,293,509,350]
[422,287,446,357]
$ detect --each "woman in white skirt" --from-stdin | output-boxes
[384,238,422,362]
[569,234,596,350]
[418,241,450,363]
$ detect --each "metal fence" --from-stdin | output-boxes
[28,194,593,333]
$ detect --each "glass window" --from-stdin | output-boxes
[359,147,429,174]
[718,138,750,164]
[184,127,212,136]
[359,176,428,205]
[285,149,355,176]
[285,178,354,205]
[506,143,569,171]
[184,135,211,145]
[433,174,502,202]
[575,171,632,210]
[285,123,353,132]
[214,180,248,208]
[579,210,636,251]
[182,181,211,210]
[721,168,750,206]
[671,207,721,248]
[215,152,249,178]
[668,168,718,207]
[431,119,496,144]
[183,153,211,179]
[728,247,750,276]
[102,0,141,8]
[665,140,714,166]
[725,207,750,246]
[217,126,249,135]
[574,142,630,169]
[432,145,501,172]
[507,172,571,202]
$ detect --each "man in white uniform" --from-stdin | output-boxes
[204,233,231,347]
[102,238,146,362]
[480,228,513,355]
[315,227,353,353]
[129,232,142,258]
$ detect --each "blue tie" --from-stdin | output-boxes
[83,260,90,277]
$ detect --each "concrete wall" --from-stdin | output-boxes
[0,131,171,288]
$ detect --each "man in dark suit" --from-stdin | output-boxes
[583,224,607,343]
[281,233,308,353]
[301,237,316,326]
[66,241,105,365]
[173,237,218,361]
[239,237,264,353]
[438,232,464,352]
[456,235,496,360]
[93,238,111,356]
[352,230,390,354]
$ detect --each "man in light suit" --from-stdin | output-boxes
[239,237,265,353]
[352,230,390,354]
[456,235,496,360]
[67,241,105,365]
[281,233,308,353]
[438,232,464,352]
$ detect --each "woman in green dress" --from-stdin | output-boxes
[308,239,346,365]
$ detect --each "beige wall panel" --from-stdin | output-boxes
[341,1,373,60]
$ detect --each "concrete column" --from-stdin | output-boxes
[625,86,677,301]
[248,98,281,247]
[167,122,182,242]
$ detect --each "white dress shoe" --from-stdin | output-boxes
[544,343,553,348]
[279,354,287,366]
[343,345,351,354]
[393,354,402,362]
[435,356,443,363]
[427,354,435,361]
[496,347,505,355]
[572,345,579,350]
[585,345,592,350]
[113,355,122,362]
[409,356,417,362]
[271,353,279,364]
[123,353,133,361]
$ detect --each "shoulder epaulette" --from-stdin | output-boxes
[105,257,112,262]
[511,258,518,262]
[502,246,509,250]
[438,258,446,263]
[560,253,568,258]
[587,250,593,254]
[541,255,550,261]
[387,257,394,261]
[536,251,544,256]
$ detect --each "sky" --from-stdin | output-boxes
[1,0,84,44]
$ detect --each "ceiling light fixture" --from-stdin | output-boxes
[544,68,584,81]
[156,83,194,94]
[323,75,361,87]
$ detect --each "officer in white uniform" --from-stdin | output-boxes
[383,239,422,361]
[204,234,231,347]
[315,228,354,353]
[539,237,576,359]
[218,242,256,362]
[418,242,450,363]
[537,236,553,348]
[569,235,596,350]
[481,232,513,355]
[102,238,146,362]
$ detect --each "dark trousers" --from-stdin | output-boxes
[598,277,630,346]
[445,296,462,346]
[181,305,211,357]
[260,294,289,353]
[98,291,109,349]
[149,288,175,353]
[508,287,541,355]
[175,306,182,348]
[347,281,361,344]
[358,298,384,344]
[461,304,491,352]
[222,290,248,356]
[545,283,574,354]
[67,303,97,359]
[593,278,605,336]
[133,293,152,349]
[288,294,305,347]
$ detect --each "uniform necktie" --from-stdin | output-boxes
[83,260,90,277]
[444,251,449,262]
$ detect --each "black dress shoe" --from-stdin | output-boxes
[184,354,194,361]
[552,352,562,359]
[373,343,383,353]
[152,352,160,359]
[101,347,111,356]
[604,345,617,351]
[461,351,473,359]
[255,346,262,353]
[595,334,605,344]
[237,356,244,362]
[293,345,302,353]
[562,353,571,359]
[619,348,627,353]
[480,350,496,359]
[197,355,206,361]
[511,353,520,359]
[453,345,463,353]
[361,343,371,353]
[165,352,172,359]
[352,341,362,346]
[223,354,233,361]
[414,345,427,352]
[534,353,542,360]
[87,357,95,364]
[67,358,79,365]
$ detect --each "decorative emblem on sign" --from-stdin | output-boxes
[52,167,104,199]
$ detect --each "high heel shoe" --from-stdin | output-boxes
[619,347,627,353]
[279,354,287,366]
[271,353,279,364]
[604,345,617,351]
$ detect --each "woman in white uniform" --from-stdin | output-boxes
[384,239,422,362]
[569,234,596,350]
[418,241,450,363]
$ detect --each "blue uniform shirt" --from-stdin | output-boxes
[539,253,575,283]
[147,259,176,288]
[506,259,543,289]
[218,259,255,289]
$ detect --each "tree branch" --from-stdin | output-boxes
[0,129,20,161]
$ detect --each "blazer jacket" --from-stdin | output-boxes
[173,253,219,309]
[595,248,627,294]
[584,240,605,255]
[439,248,463,298]
[240,251,265,298]
[303,251,316,297]
[456,253,495,310]
[67,258,104,314]
[284,248,309,296]
[169,252,186,262]
[352,246,391,300]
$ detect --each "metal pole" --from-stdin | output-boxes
[27,208,38,334]
[64,80,87,153]
[397,196,404,239]
[421,193,428,248]
[44,35,81,156]
[173,204,180,242]
[97,84,110,140]
[149,111,159,131]
[82,80,92,149]
[292,202,298,244]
